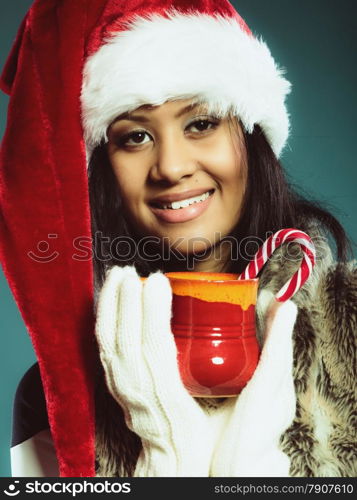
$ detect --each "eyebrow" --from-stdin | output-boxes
[113,102,203,123]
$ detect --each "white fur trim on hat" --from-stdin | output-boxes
[81,12,291,158]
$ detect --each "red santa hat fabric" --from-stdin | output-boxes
[0,0,291,477]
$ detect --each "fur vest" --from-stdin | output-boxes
[94,234,356,477]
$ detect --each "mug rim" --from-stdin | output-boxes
[165,271,259,283]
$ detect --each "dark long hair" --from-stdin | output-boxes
[88,125,352,286]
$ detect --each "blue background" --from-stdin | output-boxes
[1,0,356,477]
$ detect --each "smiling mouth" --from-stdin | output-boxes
[151,189,215,210]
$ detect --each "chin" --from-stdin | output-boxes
[159,233,217,256]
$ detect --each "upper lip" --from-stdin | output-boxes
[149,188,214,206]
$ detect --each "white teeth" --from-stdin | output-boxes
[162,191,211,210]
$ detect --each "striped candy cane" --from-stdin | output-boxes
[239,229,316,302]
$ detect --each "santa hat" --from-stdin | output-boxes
[0,0,291,477]
[81,6,291,158]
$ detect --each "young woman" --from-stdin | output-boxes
[2,0,355,477]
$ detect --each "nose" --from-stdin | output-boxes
[148,133,197,184]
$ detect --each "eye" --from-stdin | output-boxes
[119,130,152,148]
[186,117,220,134]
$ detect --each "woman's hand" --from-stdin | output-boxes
[210,292,298,477]
[95,266,214,477]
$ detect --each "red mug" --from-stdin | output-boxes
[165,272,260,397]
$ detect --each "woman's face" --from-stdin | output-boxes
[107,99,247,270]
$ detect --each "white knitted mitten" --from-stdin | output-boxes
[95,266,214,477]
[210,292,298,477]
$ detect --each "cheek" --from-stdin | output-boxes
[204,129,246,186]
[111,162,144,207]
[214,147,247,224]
[213,149,246,194]
[114,172,133,199]
[225,139,246,192]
